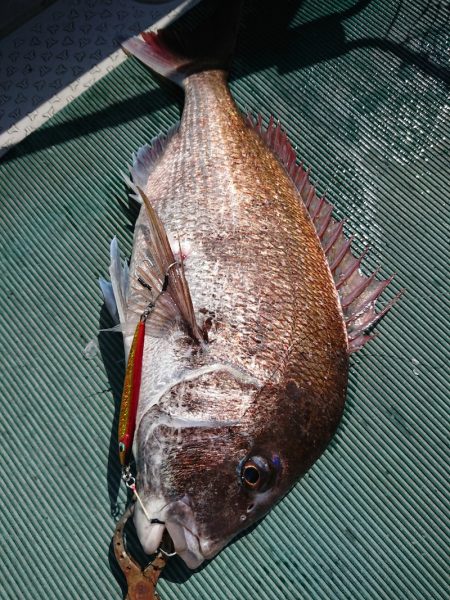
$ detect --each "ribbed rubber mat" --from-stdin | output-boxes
[0,1,448,599]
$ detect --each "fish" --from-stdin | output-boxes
[100,1,398,570]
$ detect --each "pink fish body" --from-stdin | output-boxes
[102,7,398,569]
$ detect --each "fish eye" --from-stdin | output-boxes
[240,456,274,492]
[243,465,260,486]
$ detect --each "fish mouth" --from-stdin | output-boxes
[134,497,227,569]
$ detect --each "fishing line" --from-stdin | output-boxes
[122,467,152,521]
[122,471,178,557]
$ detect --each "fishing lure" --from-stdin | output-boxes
[117,249,186,473]
[118,317,146,468]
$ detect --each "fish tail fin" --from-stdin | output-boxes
[121,0,242,86]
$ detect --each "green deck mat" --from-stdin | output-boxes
[0,1,448,598]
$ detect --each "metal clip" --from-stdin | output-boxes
[114,503,167,600]
[121,466,136,489]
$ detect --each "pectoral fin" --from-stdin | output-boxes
[136,187,205,344]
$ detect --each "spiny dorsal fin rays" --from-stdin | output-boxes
[137,187,204,344]
[246,112,402,353]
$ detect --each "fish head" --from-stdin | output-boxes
[134,368,346,568]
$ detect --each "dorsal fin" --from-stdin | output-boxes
[136,187,204,344]
[247,113,401,353]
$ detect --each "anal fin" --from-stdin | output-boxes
[125,124,179,203]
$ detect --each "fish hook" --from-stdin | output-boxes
[114,503,168,600]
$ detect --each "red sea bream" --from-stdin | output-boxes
[101,6,398,569]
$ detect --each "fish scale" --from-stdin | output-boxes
[143,72,341,385]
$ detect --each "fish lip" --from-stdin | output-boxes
[165,520,205,568]
[164,498,206,567]
[165,519,229,567]
[134,497,227,568]
[133,497,205,565]
[133,502,166,555]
